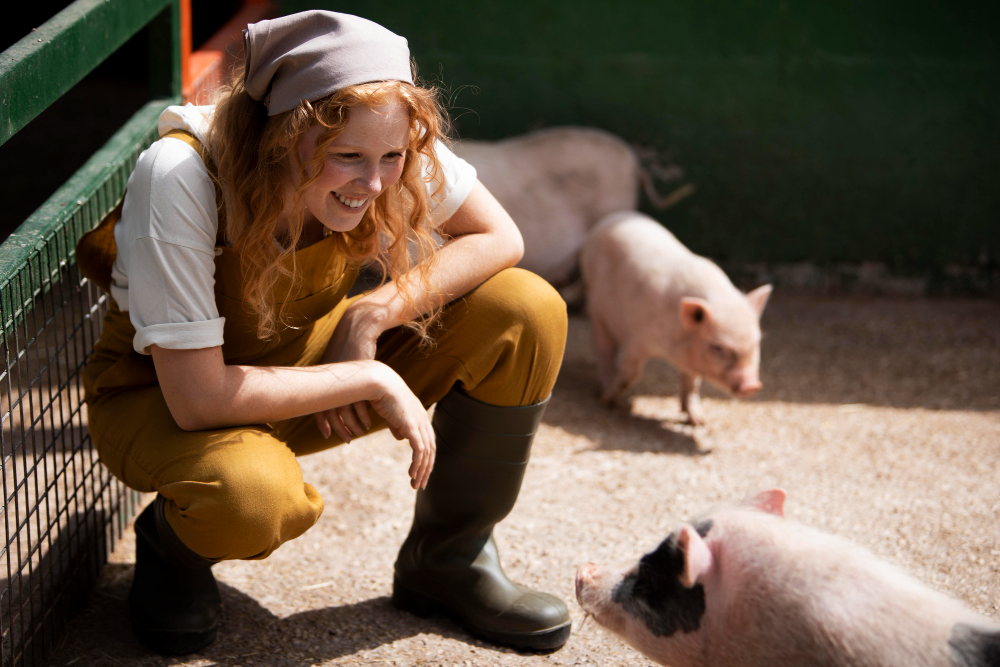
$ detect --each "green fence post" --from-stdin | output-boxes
[0,0,180,147]
[0,1,183,664]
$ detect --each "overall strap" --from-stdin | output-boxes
[75,130,225,293]
[161,131,228,246]
[162,129,201,151]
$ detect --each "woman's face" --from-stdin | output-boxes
[293,97,410,233]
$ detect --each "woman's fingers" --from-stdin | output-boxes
[329,411,354,443]
[408,455,420,489]
[320,398,436,490]
[353,401,371,430]
[414,453,429,489]
[337,404,367,438]
[315,412,332,439]
[416,424,433,489]
[406,426,421,487]
[366,377,435,489]
[406,418,436,490]
[315,401,371,444]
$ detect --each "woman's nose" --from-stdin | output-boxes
[354,163,382,194]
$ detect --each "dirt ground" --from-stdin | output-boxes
[48,292,1000,667]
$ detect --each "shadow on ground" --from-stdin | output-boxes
[52,564,531,666]
[545,361,706,455]
[557,293,1000,421]
[44,293,1000,666]
[2,512,110,666]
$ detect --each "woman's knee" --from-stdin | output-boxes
[158,447,324,561]
[469,268,568,353]
[457,268,568,405]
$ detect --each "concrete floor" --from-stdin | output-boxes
[48,292,1000,666]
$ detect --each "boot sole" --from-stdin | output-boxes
[132,621,218,656]
[392,579,572,652]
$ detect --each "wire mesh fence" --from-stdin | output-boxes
[0,247,139,667]
[0,99,167,667]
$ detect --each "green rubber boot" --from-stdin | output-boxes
[128,495,221,655]
[392,388,572,651]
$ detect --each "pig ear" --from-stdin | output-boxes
[678,524,713,588]
[745,284,773,319]
[679,297,712,330]
[742,488,787,517]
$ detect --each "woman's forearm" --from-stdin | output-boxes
[152,345,394,431]
[345,179,524,336]
[347,230,521,332]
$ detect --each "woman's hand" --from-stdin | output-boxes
[314,300,387,442]
[313,300,435,489]
[367,368,436,490]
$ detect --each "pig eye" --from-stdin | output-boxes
[709,343,727,357]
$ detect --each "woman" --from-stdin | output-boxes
[79,10,570,656]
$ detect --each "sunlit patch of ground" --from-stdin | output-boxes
[50,294,1000,666]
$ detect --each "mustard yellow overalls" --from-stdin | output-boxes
[78,131,573,653]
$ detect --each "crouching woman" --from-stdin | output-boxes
[79,10,569,656]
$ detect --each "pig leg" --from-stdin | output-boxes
[680,373,706,426]
[590,313,619,400]
[602,343,647,406]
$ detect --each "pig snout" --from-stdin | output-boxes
[727,368,762,397]
[575,562,599,606]
[733,378,762,397]
[575,562,632,636]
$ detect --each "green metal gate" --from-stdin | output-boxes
[0,1,182,664]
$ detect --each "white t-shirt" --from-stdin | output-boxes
[112,104,477,355]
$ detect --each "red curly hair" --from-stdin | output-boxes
[207,66,449,341]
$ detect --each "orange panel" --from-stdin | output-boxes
[180,0,192,93]
[183,1,275,104]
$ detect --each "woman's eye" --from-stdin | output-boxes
[383,152,405,160]
[329,152,360,160]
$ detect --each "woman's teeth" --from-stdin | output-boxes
[335,193,368,209]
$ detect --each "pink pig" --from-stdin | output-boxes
[453,127,692,290]
[580,211,771,425]
[576,490,1000,667]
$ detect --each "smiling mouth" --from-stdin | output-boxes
[334,192,369,209]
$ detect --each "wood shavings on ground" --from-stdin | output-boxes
[50,293,1000,666]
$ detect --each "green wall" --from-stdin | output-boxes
[282,0,999,288]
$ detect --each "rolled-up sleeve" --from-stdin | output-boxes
[130,238,225,354]
[116,136,226,355]
[424,139,477,228]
